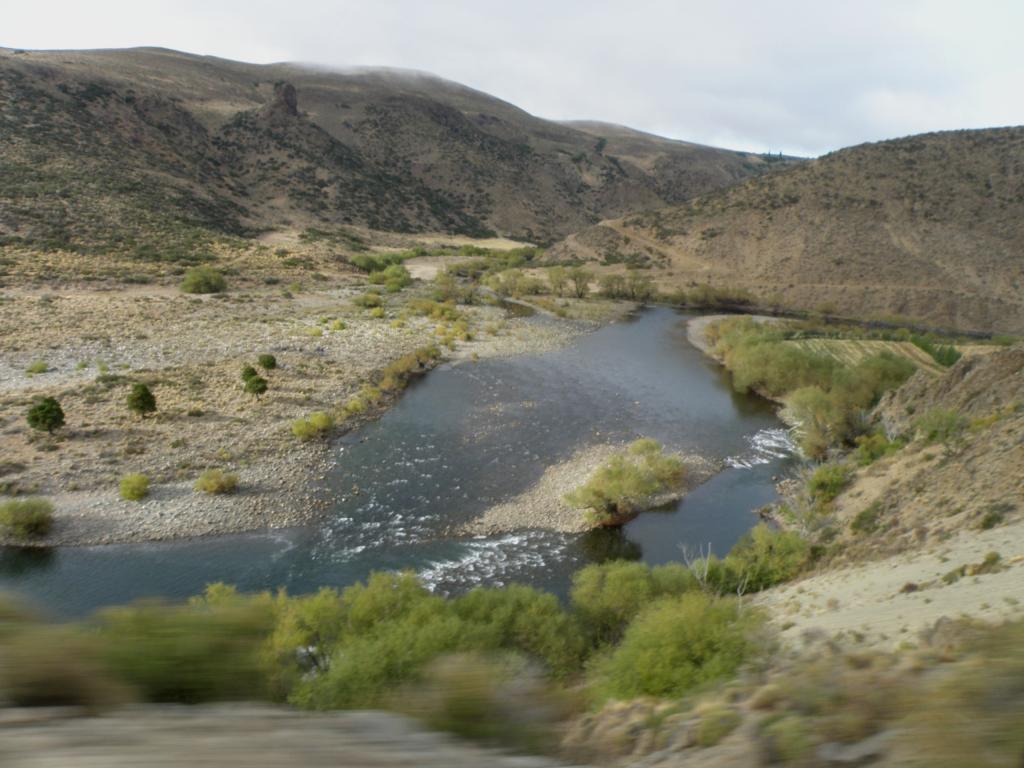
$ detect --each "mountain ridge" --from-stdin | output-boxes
[0,46,784,252]
[551,126,1024,334]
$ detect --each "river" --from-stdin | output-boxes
[0,307,797,617]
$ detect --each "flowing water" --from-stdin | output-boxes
[0,308,797,617]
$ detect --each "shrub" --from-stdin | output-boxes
[126,383,156,418]
[695,705,742,747]
[452,585,587,678]
[808,463,853,503]
[854,432,902,465]
[241,365,259,382]
[26,397,65,433]
[119,473,150,501]
[589,593,761,700]
[96,595,274,703]
[244,375,268,399]
[292,412,334,441]
[353,292,383,308]
[194,469,238,495]
[257,354,277,370]
[570,561,697,646]
[914,408,966,444]
[180,266,226,294]
[761,715,814,764]
[718,524,810,593]
[850,502,881,535]
[396,653,565,753]
[329,320,346,331]
[369,306,386,319]
[0,626,128,708]
[565,439,686,526]
[368,264,413,293]
[0,498,54,539]
[25,360,48,376]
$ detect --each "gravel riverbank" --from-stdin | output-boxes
[0,286,630,547]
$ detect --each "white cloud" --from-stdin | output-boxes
[4,0,1023,156]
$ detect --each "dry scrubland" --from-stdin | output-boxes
[552,127,1024,334]
[0,240,625,545]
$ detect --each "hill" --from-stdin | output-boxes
[0,46,783,254]
[551,127,1024,333]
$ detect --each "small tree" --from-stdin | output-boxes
[568,267,592,299]
[257,354,277,371]
[547,266,568,297]
[127,383,157,418]
[27,397,65,434]
[245,375,268,400]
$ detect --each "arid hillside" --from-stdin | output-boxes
[553,128,1024,333]
[0,46,784,252]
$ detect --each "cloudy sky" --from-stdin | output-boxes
[5,1,1023,156]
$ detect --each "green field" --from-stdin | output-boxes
[784,339,993,375]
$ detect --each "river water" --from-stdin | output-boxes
[0,308,797,617]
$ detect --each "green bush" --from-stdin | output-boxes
[565,439,686,526]
[854,432,903,465]
[180,266,226,294]
[718,524,810,592]
[914,408,966,444]
[354,291,383,308]
[194,469,238,495]
[241,365,258,382]
[452,585,586,678]
[368,264,413,292]
[26,397,65,433]
[291,411,334,441]
[96,595,274,703]
[713,318,915,456]
[589,593,761,700]
[126,383,156,418]
[0,626,128,708]
[257,354,277,370]
[119,473,150,501]
[244,375,268,399]
[0,497,54,538]
[25,360,48,376]
[808,463,853,503]
[570,560,698,646]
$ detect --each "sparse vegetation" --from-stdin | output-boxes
[25,360,48,376]
[194,469,238,495]
[914,408,966,444]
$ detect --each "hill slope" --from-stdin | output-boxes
[553,128,1024,333]
[0,46,781,252]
